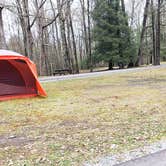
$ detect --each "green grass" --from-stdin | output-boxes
[0,68,166,165]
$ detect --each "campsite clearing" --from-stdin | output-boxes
[0,67,166,165]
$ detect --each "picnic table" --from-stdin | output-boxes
[53,69,72,76]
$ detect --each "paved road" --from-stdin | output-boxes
[116,149,166,166]
[39,64,166,83]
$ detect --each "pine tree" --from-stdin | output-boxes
[92,0,136,69]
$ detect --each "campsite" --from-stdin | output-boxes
[0,0,166,165]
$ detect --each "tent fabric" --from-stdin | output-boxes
[0,50,47,101]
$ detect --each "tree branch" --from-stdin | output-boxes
[30,0,47,28]
[42,0,70,29]
[42,13,59,29]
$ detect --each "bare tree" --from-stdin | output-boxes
[136,0,150,66]
[16,0,47,59]
[80,0,88,59]
[57,0,72,71]
[0,6,7,49]
[67,0,79,73]
[50,0,63,69]
[155,0,162,65]
[87,0,93,72]
[151,0,156,65]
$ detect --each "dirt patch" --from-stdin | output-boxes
[86,84,123,91]
[58,119,98,131]
[0,135,35,147]
[0,121,9,125]
[59,119,79,127]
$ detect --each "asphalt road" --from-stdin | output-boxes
[116,149,166,166]
[39,64,166,83]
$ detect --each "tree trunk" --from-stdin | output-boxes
[136,0,150,66]
[130,0,135,28]
[151,0,157,65]
[22,0,33,59]
[51,23,61,69]
[55,20,64,67]
[57,0,71,71]
[68,1,79,73]
[66,15,75,72]
[87,0,93,72]
[78,34,83,69]
[50,0,63,68]
[16,0,34,59]
[41,29,49,75]
[0,7,7,49]
[156,0,161,65]
[121,0,128,26]
[80,0,89,60]
[35,0,49,75]
[109,60,113,70]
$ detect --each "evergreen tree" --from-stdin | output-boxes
[92,0,136,69]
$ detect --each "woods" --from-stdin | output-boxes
[0,0,166,75]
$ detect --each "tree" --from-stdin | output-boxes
[92,0,134,69]
[136,0,150,66]
[0,6,7,49]
[67,0,79,73]
[155,0,162,65]
[57,0,72,71]
[151,0,156,65]
[16,0,47,59]
[80,0,89,63]
[87,0,93,72]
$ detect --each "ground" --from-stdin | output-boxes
[0,67,166,166]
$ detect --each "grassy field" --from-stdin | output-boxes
[0,67,166,166]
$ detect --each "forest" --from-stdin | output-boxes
[0,0,165,75]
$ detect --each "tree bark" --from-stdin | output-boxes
[66,14,75,72]
[130,0,135,28]
[136,0,150,66]
[0,6,7,49]
[109,59,113,70]
[21,0,33,59]
[156,0,161,65]
[57,0,71,71]
[80,0,89,61]
[35,0,49,75]
[50,0,63,69]
[16,0,33,59]
[87,0,93,72]
[151,0,157,65]
[67,0,79,73]
[121,0,128,26]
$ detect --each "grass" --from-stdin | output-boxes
[0,67,166,165]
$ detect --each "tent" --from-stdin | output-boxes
[0,50,47,101]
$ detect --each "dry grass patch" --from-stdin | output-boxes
[0,68,166,165]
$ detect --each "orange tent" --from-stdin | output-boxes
[0,50,47,101]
